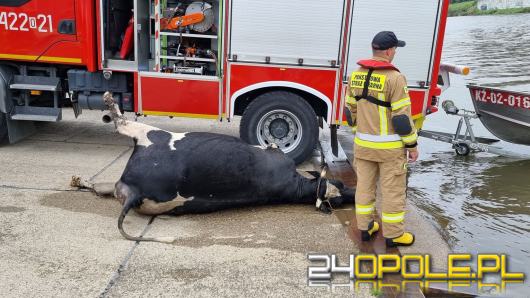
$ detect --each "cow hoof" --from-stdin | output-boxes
[70,176,82,188]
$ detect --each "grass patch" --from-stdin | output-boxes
[449,1,477,16]
[477,7,530,15]
[449,1,530,17]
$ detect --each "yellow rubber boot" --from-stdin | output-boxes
[361,220,379,241]
[386,232,415,247]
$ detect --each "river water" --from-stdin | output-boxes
[408,13,530,296]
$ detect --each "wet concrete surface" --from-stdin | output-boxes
[0,109,449,297]
[107,204,362,297]
[40,191,118,219]
[0,188,136,297]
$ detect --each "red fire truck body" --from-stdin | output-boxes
[0,0,97,69]
[0,0,449,163]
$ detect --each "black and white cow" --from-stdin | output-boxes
[101,92,355,243]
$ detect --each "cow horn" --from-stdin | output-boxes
[118,198,176,244]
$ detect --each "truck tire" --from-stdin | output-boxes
[0,112,7,144]
[0,64,14,144]
[240,91,318,164]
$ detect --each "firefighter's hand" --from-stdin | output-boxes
[407,149,419,162]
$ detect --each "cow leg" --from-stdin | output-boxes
[103,92,127,127]
[70,176,115,196]
[103,92,177,148]
[115,181,175,243]
[169,196,264,216]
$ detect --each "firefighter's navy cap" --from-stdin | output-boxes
[372,31,406,50]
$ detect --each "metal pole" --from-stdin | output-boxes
[154,0,161,72]
[454,118,463,141]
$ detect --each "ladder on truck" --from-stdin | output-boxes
[9,65,62,122]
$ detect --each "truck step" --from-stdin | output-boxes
[9,75,61,91]
[10,106,62,122]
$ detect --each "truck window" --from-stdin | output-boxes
[103,0,134,60]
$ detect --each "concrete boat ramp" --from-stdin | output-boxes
[0,110,460,297]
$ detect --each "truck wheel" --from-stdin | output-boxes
[240,91,318,164]
[0,112,7,144]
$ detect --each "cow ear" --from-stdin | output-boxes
[320,165,328,178]
[318,179,327,199]
[340,187,355,204]
[328,179,344,189]
[304,171,321,179]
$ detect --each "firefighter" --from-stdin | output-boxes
[345,31,419,247]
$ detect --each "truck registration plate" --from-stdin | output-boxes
[0,12,53,33]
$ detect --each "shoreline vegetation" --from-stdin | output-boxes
[449,0,530,17]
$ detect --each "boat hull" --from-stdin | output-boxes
[468,85,530,145]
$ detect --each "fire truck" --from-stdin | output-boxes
[0,0,449,163]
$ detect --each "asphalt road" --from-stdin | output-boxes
[0,109,449,297]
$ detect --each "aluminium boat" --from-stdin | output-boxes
[467,84,530,145]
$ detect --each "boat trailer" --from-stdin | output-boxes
[419,100,529,158]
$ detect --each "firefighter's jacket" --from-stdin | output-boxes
[346,57,418,162]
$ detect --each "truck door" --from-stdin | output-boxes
[345,0,443,88]
[0,0,77,62]
[99,0,149,71]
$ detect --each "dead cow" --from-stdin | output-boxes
[99,92,355,243]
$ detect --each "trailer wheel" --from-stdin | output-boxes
[240,91,318,164]
[0,112,8,144]
[454,142,470,156]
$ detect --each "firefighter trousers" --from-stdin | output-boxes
[354,156,408,239]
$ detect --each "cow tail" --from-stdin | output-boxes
[118,195,176,244]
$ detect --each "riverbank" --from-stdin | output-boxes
[449,1,530,17]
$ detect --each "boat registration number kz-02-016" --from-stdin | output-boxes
[473,89,530,110]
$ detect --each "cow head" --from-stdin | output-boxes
[315,177,355,214]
